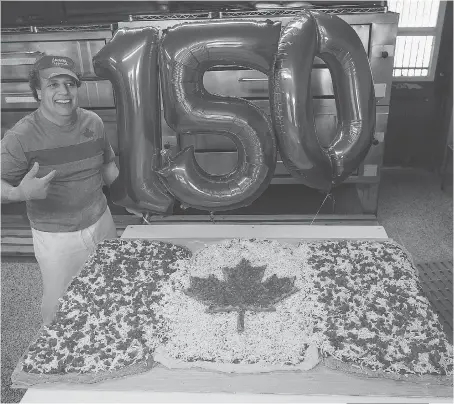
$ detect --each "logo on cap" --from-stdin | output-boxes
[52,57,70,67]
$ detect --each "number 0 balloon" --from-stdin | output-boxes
[271,11,376,191]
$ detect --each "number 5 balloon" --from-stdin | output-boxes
[158,20,281,211]
[271,11,376,191]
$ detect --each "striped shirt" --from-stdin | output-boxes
[1,108,115,232]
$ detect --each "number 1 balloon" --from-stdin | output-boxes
[93,27,174,214]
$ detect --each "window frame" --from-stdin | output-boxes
[391,0,447,81]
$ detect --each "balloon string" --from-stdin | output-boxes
[310,189,333,226]
[142,213,152,225]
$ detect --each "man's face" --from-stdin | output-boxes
[37,75,79,121]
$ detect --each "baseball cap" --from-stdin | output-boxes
[34,55,80,83]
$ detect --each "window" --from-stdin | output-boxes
[387,0,447,80]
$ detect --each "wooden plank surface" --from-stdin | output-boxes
[1,245,37,256]
[2,230,125,243]
[1,214,378,229]
[1,214,142,228]
[1,237,34,245]
[121,224,389,241]
[143,214,379,225]
[21,389,453,404]
[20,363,453,402]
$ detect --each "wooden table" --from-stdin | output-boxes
[20,222,453,403]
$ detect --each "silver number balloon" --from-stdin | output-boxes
[93,27,174,214]
[271,11,376,191]
[158,20,281,211]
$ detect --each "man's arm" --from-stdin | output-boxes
[101,160,119,187]
[99,121,118,187]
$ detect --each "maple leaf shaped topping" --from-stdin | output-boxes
[184,258,299,332]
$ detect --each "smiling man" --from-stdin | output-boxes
[1,55,120,325]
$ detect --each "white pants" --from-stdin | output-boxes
[32,206,117,325]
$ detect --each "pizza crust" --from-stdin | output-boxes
[12,355,155,388]
[323,356,453,386]
[153,343,320,374]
